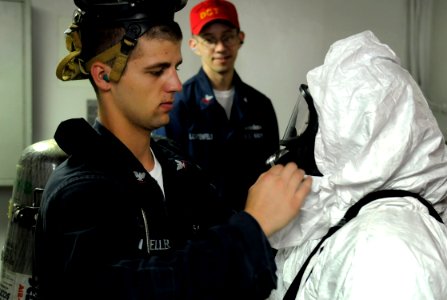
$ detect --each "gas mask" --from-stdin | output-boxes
[266,84,322,176]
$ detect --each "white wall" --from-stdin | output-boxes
[429,0,447,136]
[31,0,93,142]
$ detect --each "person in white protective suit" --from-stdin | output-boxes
[267,30,447,300]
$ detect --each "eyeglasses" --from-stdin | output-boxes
[196,32,240,49]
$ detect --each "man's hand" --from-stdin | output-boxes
[244,162,312,237]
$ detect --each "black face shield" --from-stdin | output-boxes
[73,0,187,28]
[266,84,322,176]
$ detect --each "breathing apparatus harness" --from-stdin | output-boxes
[56,0,187,82]
[283,189,444,300]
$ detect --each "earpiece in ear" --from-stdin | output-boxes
[103,74,110,82]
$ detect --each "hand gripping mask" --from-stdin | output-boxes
[56,0,188,82]
[266,84,322,176]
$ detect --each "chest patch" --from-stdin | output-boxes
[189,133,214,141]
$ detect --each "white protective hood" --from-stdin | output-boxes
[269,30,447,250]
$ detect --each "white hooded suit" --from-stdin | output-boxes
[268,31,447,300]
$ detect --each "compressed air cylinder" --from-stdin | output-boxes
[0,139,67,300]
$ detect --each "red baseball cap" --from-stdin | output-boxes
[190,0,240,35]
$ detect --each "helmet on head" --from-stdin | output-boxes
[74,0,187,26]
[56,0,187,82]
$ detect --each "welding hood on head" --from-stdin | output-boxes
[266,84,322,176]
[74,0,188,26]
[56,0,187,82]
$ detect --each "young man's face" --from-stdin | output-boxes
[191,22,244,76]
[111,37,183,131]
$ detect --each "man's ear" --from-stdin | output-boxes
[90,62,112,90]
[189,38,201,56]
[238,31,245,46]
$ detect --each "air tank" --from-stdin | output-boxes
[0,139,67,300]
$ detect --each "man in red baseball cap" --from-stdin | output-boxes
[155,0,280,212]
[189,0,240,35]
